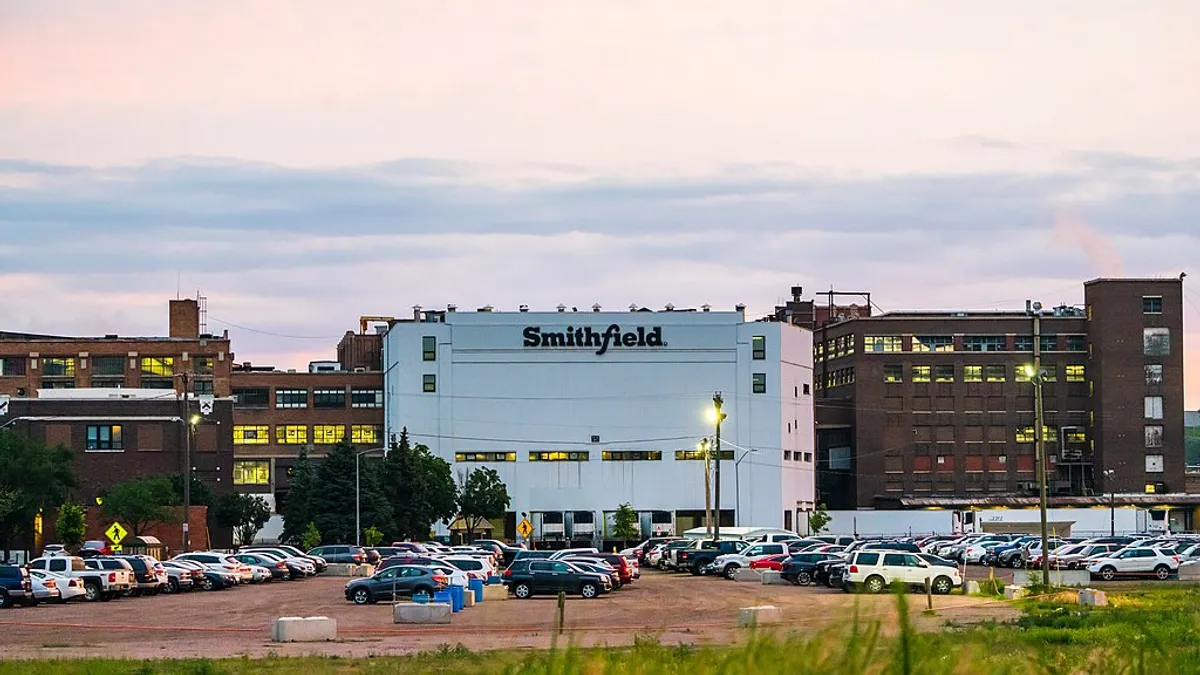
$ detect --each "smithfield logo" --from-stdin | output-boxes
[522,324,667,355]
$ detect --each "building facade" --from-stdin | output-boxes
[771,278,1186,510]
[383,305,815,542]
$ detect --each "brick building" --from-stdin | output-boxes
[767,278,1187,510]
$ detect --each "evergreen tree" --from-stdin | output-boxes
[308,440,359,544]
[280,449,314,545]
[383,428,457,540]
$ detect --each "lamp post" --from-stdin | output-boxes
[734,447,759,527]
[1104,469,1116,536]
[1026,299,1051,586]
[355,446,388,546]
[708,393,727,541]
[699,438,713,537]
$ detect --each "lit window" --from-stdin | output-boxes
[423,374,437,393]
[602,451,663,461]
[233,425,269,445]
[351,388,383,408]
[1144,396,1164,420]
[963,365,983,382]
[455,452,517,462]
[1016,426,1035,443]
[913,336,954,352]
[275,389,308,409]
[233,460,270,485]
[752,373,766,394]
[934,365,954,382]
[313,425,346,445]
[884,365,903,383]
[85,425,123,451]
[313,389,346,408]
[276,425,309,445]
[1144,328,1170,356]
[864,336,904,353]
[1143,296,1163,314]
[912,366,931,383]
[985,365,1006,382]
[41,357,75,377]
[529,451,590,462]
[751,335,766,360]
[193,356,215,375]
[423,336,437,361]
[1016,366,1032,383]
[675,450,733,461]
[1065,365,1086,382]
[351,425,382,445]
[140,357,174,377]
[1042,365,1057,382]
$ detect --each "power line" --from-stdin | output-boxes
[207,315,345,340]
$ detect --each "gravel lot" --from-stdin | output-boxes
[0,571,1020,660]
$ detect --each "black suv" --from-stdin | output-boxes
[502,559,610,599]
[0,565,33,608]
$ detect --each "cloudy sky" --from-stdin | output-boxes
[1,1,1198,405]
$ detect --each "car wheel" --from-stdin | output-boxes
[656,560,666,570]
[932,576,953,595]
[723,564,740,580]
[865,575,886,594]
[23,597,39,608]
[513,582,532,599]
[352,588,372,605]
[1154,565,1171,580]
[1009,557,1024,569]
[0,593,9,609]
[1100,566,1116,582]
[580,582,599,599]
[201,577,216,591]
[690,563,704,576]
[797,570,813,586]
[82,582,100,602]
[166,579,179,594]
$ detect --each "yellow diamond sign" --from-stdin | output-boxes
[517,518,533,539]
[105,521,128,545]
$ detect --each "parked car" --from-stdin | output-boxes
[239,548,317,577]
[441,556,496,581]
[27,571,61,605]
[28,555,130,601]
[750,553,791,572]
[1088,547,1181,581]
[81,557,137,599]
[174,552,252,583]
[156,561,198,593]
[814,557,846,588]
[565,560,620,590]
[781,552,842,585]
[709,542,789,579]
[308,545,367,564]
[116,555,167,596]
[843,551,961,595]
[632,537,680,567]
[41,544,67,558]
[163,560,236,591]
[344,565,448,604]
[232,553,292,581]
[502,559,610,599]
[255,545,328,572]
[0,564,34,608]
[29,569,85,602]
[379,554,440,571]
[679,540,750,576]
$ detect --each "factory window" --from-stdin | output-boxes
[965,455,984,472]
[423,374,437,393]
[803,383,810,395]
[987,455,1007,471]
[912,366,931,383]
[826,368,854,388]
[1064,429,1087,444]
[1065,365,1086,382]
[912,456,932,473]
[1144,396,1164,420]
[1066,335,1086,352]
[351,388,383,408]
[752,373,766,394]
[675,449,733,461]
[602,451,663,461]
[234,388,270,408]
[884,365,903,383]
[139,357,174,377]
[276,425,309,445]
[233,460,270,486]
[1145,426,1164,448]
[192,379,214,395]
[935,455,954,472]
[784,450,792,461]
[92,356,124,376]
[934,365,955,382]
[233,425,269,445]
[1013,335,1033,352]
[1144,328,1170,356]
[0,356,25,376]
[313,425,346,445]
[275,388,308,409]
[913,336,954,352]
[963,365,983,382]
[1146,364,1163,385]
[313,388,346,409]
[1040,335,1058,353]
[803,452,812,462]
[1143,296,1163,314]
[193,356,215,375]
[1145,455,1165,473]
[1016,455,1035,472]
[963,336,1005,352]
[1016,426,1035,444]
[41,357,75,377]
[455,452,517,462]
[1042,365,1057,382]
[85,425,123,452]
[985,365,1006,382]
[529,451,590,462]
[422,336,437,361]
[751,336,766,360]
[1016,365,1032,383]
[813,342,824,363]
[351,425,382,445]
[864,336,904,353]
[884,456,903,474]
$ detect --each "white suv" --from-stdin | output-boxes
[711,542,790,579]
[1087,547,1181,581]
[843,551,962,595]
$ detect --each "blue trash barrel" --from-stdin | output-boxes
[469,578,485,603]
[412,592,430,604]
[450,585,464,612]
[487,575,502,585]
[433,589,452,608]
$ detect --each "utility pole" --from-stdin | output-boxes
[712,392,725,542]
[1105,469,1116,536]
[701,438,713,537]
[181,372,192,554]
[1030,302,1050,586]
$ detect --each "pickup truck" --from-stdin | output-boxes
[706,541,791,579]
[676,540,749,575]
[28,555,133,602]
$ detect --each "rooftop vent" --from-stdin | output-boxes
[104,334,118,339]
[478,305,494,312]
[447,304,456,312]
[519,304,529,313]
[735,303,746,313]
[557,304,567,313]
[412,304,423,320]
[592,303,601,312]
[665,303,675,311]
[701,304,711,312]
[629,303,638,312]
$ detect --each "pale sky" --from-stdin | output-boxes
[1,1,1198,405]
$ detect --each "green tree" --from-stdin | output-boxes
[301,522,321,550]
[1186,427,1200,466]
[0,430,77,556]
[611,502,639,545]
[808,503,832,535]
[363,525,384,548]
[170,473,213,507]
[307,440,394,544]
[280,449,315,545]
[55,503,87,551]
[457,467,511,542]
[100,476,178,537]
[213,492,272,548]
[383,428,457,541]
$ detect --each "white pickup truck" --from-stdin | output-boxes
[28,555,134,602]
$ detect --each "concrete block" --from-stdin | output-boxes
[463,591,476,608]
[760,571,788,585]
[1003,585,1028,600]
[483,584,508,601]
[1078,589,1108,607]
[965,581,982,595]
[733,569,761,583]
[393,602,452,624]
[271,616,337,642]
[1012,569,1091,588]
[737,605,783,628]
[1178,563,1200,581]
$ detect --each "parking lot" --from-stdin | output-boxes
[0,570,1021,660]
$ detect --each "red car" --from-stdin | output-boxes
[749,554,790,571]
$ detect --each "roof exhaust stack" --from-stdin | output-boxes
[519,304,529,313]
[592,303,601,312]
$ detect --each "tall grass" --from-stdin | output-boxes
[5,587,1200,674]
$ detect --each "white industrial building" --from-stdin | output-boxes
[383,304,815,543]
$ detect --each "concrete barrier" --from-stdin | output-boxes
[1178,563,1200,581]
[965,581,982,595]
[733,569,761,583]
[737,605,783,628]
[393,602,452,624]
[1003,585,1028,600]
[483,584,508,601]
[271,616,337,642]
[323,564,373,577]
[1012,569,1091,587]
[760,571,788,585]
[463,591,476,608]
[1078,589,1108,607]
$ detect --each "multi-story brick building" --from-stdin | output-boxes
[767,278,1187,510]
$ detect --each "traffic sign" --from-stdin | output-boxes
[110,544,123,553]
[105,521,128,545]
[517,518,533,539]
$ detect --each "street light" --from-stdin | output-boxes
[1026,299,1051,587]
[733,447,759,527]
[1104,469,1116,536]
[698,438,713,536]
[708,393,727,541]
[355,446,388,546]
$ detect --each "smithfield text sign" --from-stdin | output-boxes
[522,324,667,355]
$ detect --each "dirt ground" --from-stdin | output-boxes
[0,571,1021,661]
